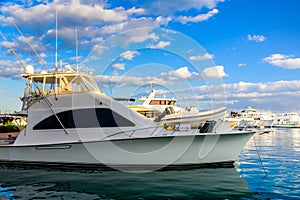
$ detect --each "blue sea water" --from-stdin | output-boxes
[0,128,299,199]
[237,128,300,199]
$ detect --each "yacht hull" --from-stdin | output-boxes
[0,132,253,169]
[272,124,300,128]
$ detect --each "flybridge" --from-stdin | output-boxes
[20,65,104,111]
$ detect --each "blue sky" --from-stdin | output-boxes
[0,0,300,113]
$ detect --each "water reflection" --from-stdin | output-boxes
[237,128,300,199]
[0,166,252,199]
[3,128,298,199]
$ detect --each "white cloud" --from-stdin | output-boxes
[189,53,214,61]
[120,51,140,60]
[247,34,266,42]
[155,16,172,25]
[189,80,300,112]
[18,35,46,53]
[90,44,106,57]
[234,81,255,92]
[127,32,159,44]
[177,9,219,24]
[138,0,223,15]
[0,41,16,49]
[0,2,150,47]
[264,54,287,61]
[112,63,125,70]
[149,41,171,49]
[257,80,300,92]
[97,66,199,89]
[263,54,300,69]
[0,1,139,28]
[220,80,300,94]
[0,0,224,82]
[99,16,170,35]
[224,81,300,112]
[126,7,145,15]
[97,74,169,88]
[202,65,228,78]
[0,1,222,77]
[45,26,101,47]
[96,69,300,112]
[58,3,129,23]
[99,22,128,35]
[238,63,246,67]
[160,66,199,79]
[103,28,159,47]
[0,60,24,79]
[1,34,47,56]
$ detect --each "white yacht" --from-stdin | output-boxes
[272,113,300,128]
[0,66,256,169]
[227,107,275,128]
[133,89,226,128]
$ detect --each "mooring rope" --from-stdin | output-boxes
[253,135,268,177]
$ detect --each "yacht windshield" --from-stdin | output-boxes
[30,73,102,95]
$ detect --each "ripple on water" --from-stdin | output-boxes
[237,128,300,199]
[0,128,299,199]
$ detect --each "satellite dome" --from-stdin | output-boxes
[24,65,34,74]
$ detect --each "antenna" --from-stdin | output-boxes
[55,7,58,71]
[60,60,63,71]
[0,31,26,68]
[75,26,79,72]
[9,20,48,70]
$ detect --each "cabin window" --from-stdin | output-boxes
[149,100,160,105]
[169,101,175,105]
[138,111,154,118]
[31,74,101,96]
[82,76,98,91]
[33,108,135,130]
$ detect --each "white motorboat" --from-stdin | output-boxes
[272,113,300,128]
[0,66,255,170]
[226,107,275,128]
[133,89,227,128]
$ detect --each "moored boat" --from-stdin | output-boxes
[0,66,255,170]
[226,107,275,128]
[132,89,226,128]
[272,113,300,128]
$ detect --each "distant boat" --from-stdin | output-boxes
[226,107,275,128]
[272,113,300,128]
[0,114,26,134]
[137,89,180,113]
[0,114,27,127]
[132,89,226,128]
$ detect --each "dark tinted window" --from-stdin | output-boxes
[33,108,135,130]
